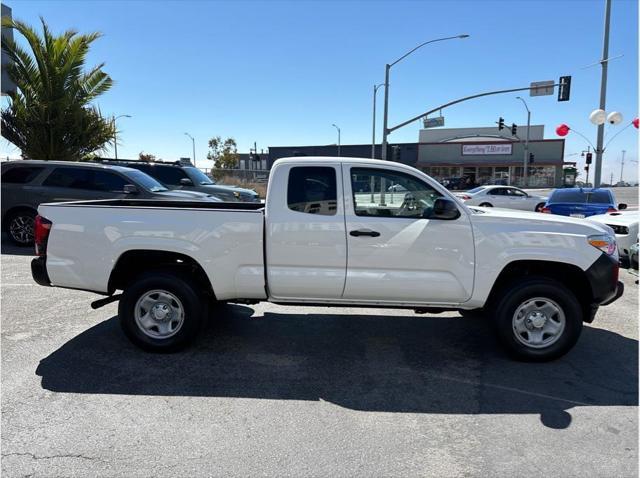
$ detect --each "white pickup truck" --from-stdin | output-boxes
[31,157,623,361]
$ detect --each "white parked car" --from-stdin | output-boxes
[455,185,548,212]
[588,210,639,259]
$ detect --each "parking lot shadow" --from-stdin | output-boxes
[36,305,638,428]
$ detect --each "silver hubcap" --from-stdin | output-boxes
[134,290,185,339]
[9,215,34,244]
[512,297,565,349]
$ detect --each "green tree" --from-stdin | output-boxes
[138,152,157,162]
[1,17,115,160]
[207,136,239,169]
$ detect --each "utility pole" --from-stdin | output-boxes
[332,124,341,156]
[372,83,384,159]
[516,97,531,188]
[620,149,625,183]
[593,0,612,188]
[184,133,196,168]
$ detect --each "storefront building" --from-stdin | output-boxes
[416,126,565,188]
[267,125,565,188]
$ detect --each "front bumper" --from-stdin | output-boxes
[585,253,623,306]
[31,256,51,287]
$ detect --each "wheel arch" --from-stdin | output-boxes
[108,249,215,299]
[486,260,593,322]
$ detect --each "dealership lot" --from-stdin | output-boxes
[1,192,638,478]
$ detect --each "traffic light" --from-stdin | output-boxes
[511,123,518,136]
[585,152,593,164]
[529,153,535,164]
[558,75,572,102]
[498,117,505,130]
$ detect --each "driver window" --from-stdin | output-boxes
[351,167,442,218]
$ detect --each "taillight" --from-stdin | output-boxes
[541,206,551,213]
[607,207,618,213]
[34,215,52,257]
[460,195,472,200]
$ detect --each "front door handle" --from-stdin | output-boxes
[350,229,380,237]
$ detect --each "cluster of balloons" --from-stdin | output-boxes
[556,110,639,137]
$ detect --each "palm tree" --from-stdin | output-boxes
[1,17,115,160]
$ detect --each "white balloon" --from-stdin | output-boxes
[589,109,607,125]
[607,111,623,125]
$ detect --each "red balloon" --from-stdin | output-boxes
[633,117,639,129]
[556,124,570,137]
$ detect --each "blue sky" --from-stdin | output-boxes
[2,0,638,181]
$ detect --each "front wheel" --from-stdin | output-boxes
[492,278,582,362]
[118,271,207,352]
[478,202,493,207]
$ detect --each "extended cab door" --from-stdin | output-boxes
[265,163,347,300]
[341,165,475,304]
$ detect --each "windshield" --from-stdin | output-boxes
[550,189,612,204]
[123,169,168,192]
[185,167,215,185]
[467,186,487,194]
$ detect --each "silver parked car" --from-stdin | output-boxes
[455,185,548,212]
[1,160,220,246]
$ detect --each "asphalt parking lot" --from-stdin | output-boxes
[1,197,638,477]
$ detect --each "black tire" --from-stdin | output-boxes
[118,271,207,352]
[535,202,545,212]
[492,277,583,362]
[478,202,493,207]
[4,209,36,246]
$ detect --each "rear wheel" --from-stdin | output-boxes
[118,271,207,352]
[535,202,545,212]
[4,209,36,246]
[478,202,493,207]
[492,277,582,361]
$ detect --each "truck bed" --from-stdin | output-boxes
[38,200,266,300]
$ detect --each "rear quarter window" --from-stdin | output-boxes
[287,166,337,215]
[2,166,45,184]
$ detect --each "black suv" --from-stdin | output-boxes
[1,160,220,246]
[100,160,260,202]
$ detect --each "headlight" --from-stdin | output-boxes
[588,234,617,255]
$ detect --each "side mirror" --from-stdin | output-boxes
[425,198,461,220]
[123,184,139,195]
[180,178,193,186]
[618,203,628,210]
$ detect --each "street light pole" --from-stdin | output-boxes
[620,149,625,183]
[112,114,131,159]
[184,132,196,168]
[381,34,469,160]
[594,0,612,187]
[372,83,384,159]
[332,124,341,157]
[516,97,531,188]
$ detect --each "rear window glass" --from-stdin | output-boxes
[2,166,45,184]
[550,190,611,203]
[137,165,187,186]
[287,166,337,215]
